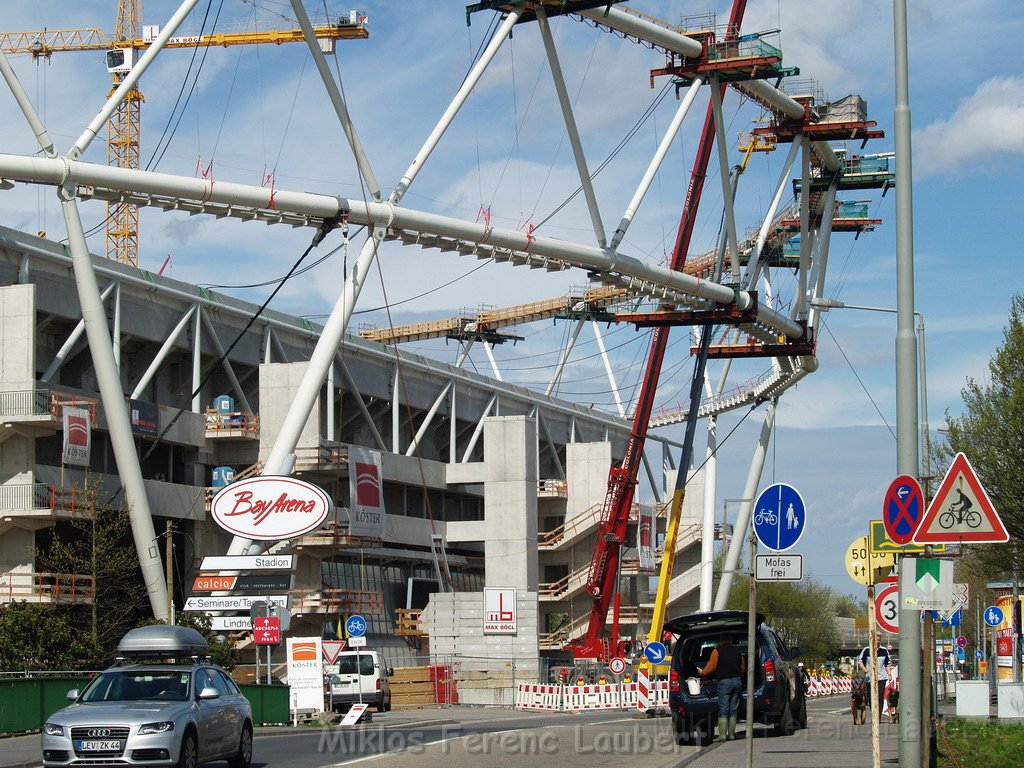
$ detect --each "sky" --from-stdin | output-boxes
[1,1,1023,598]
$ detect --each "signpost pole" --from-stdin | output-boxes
[868,580,880,768]
[921,608,931,767]
[745,535,756,768]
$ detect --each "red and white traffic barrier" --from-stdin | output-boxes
[515,683,563,710]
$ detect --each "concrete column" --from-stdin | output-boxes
[482,416,538,591]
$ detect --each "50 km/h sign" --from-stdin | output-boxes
[845,536,897,586]
[752,483,806,552]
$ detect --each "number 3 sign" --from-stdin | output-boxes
[875,584,900,634]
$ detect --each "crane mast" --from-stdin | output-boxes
[566,0,749,661]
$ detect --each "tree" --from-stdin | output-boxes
[942,293,1024,575]
[0,603,104,672]
[726,575,842,666]
[137,614,240,670]
[35,502,150,652]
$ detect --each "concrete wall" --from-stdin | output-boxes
[258,363,320,463]
[423,590,539,705]
[0,285,35,386]
[566,441,611,519]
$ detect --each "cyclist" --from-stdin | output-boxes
[948,488,973,515]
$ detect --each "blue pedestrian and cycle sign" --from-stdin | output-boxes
[753,483,806,552]
[346,614,367,637]
[644,641,668,665]
[984,605,1004,627]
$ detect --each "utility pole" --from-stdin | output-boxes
[165,519,173,624]
[893,1,922,767]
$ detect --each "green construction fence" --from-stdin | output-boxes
[0,676,290,734]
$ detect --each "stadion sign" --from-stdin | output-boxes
[210,476,331,540]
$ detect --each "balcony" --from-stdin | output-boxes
[0,483,95,531]
[0,388,98,444]
[0,571,95,605]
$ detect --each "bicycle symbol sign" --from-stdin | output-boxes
[345,615,367,637]
[752,483,806,552]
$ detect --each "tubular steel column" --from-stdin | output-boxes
[536,6,606,247]
[708,77,741,281]
[60,195,169,618]
[700,413,718,611]
[714,399,776,610]
[894,1,921,765]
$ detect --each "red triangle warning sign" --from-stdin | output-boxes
[916,452,1008,543]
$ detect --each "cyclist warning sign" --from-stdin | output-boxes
[916,452,1008,544]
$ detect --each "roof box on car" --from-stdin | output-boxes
[117,625,211,658]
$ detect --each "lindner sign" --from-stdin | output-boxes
[210,476,331,540]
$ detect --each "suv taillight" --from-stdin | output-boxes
[669,669,680,692]
[376,679,381,691]
[764,658,776,683]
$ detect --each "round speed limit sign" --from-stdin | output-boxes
[875,584,900,634]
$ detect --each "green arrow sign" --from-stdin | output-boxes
[916,558,941,594]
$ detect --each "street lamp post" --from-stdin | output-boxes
[810,299,929,474]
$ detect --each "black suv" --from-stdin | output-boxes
[666,610,807,744]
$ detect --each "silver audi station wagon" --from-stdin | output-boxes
[42,625,253,768]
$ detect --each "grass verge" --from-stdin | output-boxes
[936,718,1024,768]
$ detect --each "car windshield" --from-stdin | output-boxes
[336,655,375,675]
[80,670,191,702]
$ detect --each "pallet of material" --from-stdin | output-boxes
[389,681,435,695]
[390,666,433,684]
[391,691,439,708]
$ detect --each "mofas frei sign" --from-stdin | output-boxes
[755,554,803,581]
[210,476,331,540]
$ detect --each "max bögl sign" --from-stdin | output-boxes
[210,475,331,540]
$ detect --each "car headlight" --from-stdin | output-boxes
[138,721,175,735]
[43,722,64,737]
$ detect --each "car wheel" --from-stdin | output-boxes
[795,691,808,729]
[228,724,253,768]
[774,696,795,736]
[673,715,692,745]
[176,729,198,768]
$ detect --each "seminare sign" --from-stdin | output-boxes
[210,475,331,540]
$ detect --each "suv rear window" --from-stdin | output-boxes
[673,633,750,677]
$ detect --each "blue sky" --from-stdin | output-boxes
[2,1,1023,597]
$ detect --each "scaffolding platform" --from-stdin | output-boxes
[652,35,796,85]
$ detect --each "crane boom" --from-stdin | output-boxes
[566,0,748,661]
[2,23,368,57]
[2,6,369,266]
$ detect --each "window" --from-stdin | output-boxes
[337,654,375,676]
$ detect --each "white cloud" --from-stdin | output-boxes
[914,76,1024,177]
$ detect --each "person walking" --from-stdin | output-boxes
[858,643,891,718]
[700,637,746,741]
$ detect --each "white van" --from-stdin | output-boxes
[327,650,393,711]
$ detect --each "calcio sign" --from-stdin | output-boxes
[210,475,331,540]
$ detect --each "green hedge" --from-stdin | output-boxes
[0,676,290,733]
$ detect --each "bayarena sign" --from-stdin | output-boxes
[210,475,331,540]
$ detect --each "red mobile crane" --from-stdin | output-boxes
[566,0,748,661]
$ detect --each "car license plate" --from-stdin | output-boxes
[76,739,121,751]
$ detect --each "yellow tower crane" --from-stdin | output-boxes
[1,1,369,267]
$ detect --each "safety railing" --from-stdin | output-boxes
[537,479,568,498]
[293,442,347,471]
[204,409,259,437]
[288,588,384,614]
[0,571,95,604]
[0,483,95,516]
[708,36,782,62]
[0,388,52,418]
